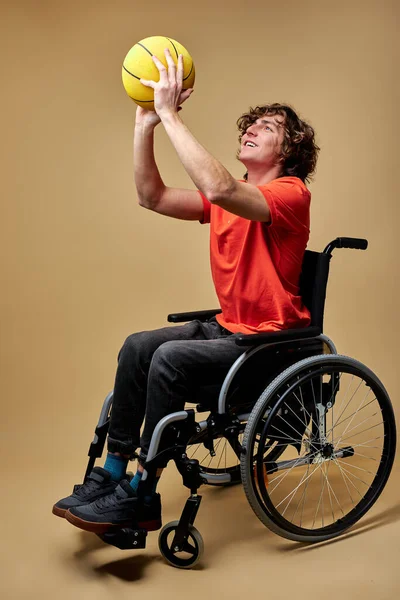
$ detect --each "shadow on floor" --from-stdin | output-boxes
[68,531,160,580]
[94,554,160,581]
[71,525,206,579]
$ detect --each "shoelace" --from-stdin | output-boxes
[93,488,127,509]
[74,477,104,499]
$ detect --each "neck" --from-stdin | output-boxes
[246,163,283,186]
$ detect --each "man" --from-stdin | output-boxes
[53,49,320,533]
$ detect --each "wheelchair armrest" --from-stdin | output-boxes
[167,309,222,323]
[234,326,322,346]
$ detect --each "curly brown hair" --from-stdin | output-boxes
[236,103,320,183]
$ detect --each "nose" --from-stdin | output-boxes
[246,122,258,136]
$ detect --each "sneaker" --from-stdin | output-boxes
[52,467,118,519]
[65,479,162,534]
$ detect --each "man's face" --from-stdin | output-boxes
[238,112,286,171]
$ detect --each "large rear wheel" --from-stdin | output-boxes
[241,355,396,542]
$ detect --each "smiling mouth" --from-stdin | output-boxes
[244,142,257,148]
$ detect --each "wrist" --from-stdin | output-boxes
[159,110,181,126]
[135,119,158,132]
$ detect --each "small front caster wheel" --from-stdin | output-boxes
[158,520,204,569]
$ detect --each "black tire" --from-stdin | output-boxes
[241,354,396,542]
[158,520,204,569]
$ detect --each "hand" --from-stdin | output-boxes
[140,48,194,119]
[135,106,162,128]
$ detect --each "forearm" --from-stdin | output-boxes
[160,112,236,199]
[133,122,166,206]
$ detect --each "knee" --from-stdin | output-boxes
[117,332,144,363]
[151,341,183,371]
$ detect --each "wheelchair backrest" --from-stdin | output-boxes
[299,250,331,332]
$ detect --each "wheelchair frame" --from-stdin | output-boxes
[83,236,395,568]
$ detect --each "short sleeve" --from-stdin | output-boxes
[198,190,211,224]
[257,177,311,231]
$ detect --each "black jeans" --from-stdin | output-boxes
[107,317,245,465]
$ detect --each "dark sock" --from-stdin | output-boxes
[144,475,161,503]
[103,453,128,482]
[135,469,162,502]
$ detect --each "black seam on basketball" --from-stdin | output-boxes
[183,62,194,81]
[166,38,179,58]
[137,42,153,57]
[122,65,141,80]
[166,38,193,81]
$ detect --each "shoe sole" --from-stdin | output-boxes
[52,505,67,518]
[65,510,162,533]
[137,519,162,532]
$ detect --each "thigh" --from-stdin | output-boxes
[153,336,245,386]
[118,319,222,367]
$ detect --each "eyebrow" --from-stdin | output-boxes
[260,119,282,129]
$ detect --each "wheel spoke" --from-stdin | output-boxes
[182,540,196,555]
[335,457,376,477]
[324,460,336,523]
[268,449,319,492]
[290,464,312,523]
[300,463,314,527]
[334,459,371,488]
[334,412,380,441]
[274,465,320,510]
[315,459,346,518]
[216,441,224,470]
[326,397,376,434]
[349,435,384,449]
[280,399,320,454]
[332,375,362,431]
[334,422,383,447]
[312,460,326,528]
[352,451,378,462]
[332,457,364,500]
[332,387,373,448]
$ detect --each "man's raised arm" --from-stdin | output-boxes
[133,106,203,221]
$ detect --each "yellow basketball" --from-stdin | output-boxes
[122,36,195,110]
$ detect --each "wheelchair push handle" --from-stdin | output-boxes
[336,237,368,250]
[324,237,368,255]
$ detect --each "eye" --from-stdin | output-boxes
[265,126,272,131]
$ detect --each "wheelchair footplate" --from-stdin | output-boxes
[98,526,148,550]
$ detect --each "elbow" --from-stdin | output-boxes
[137,189,157,209]
[137,195,154,210]
[138,196,148,207]
[206,181,236,205]
[137,184,165,209]
[137,195,148,208]
[206,192,220,205]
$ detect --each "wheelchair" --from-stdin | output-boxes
[83,237,396,568]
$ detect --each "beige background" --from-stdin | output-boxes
[1,0,399,598]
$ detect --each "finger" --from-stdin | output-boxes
[140,79,155,89]
[164,48,176,84]
[179,88,194,104]
[177,54,184,84]
[151,55,168,84]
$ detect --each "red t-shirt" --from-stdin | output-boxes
[198,176,311,334]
